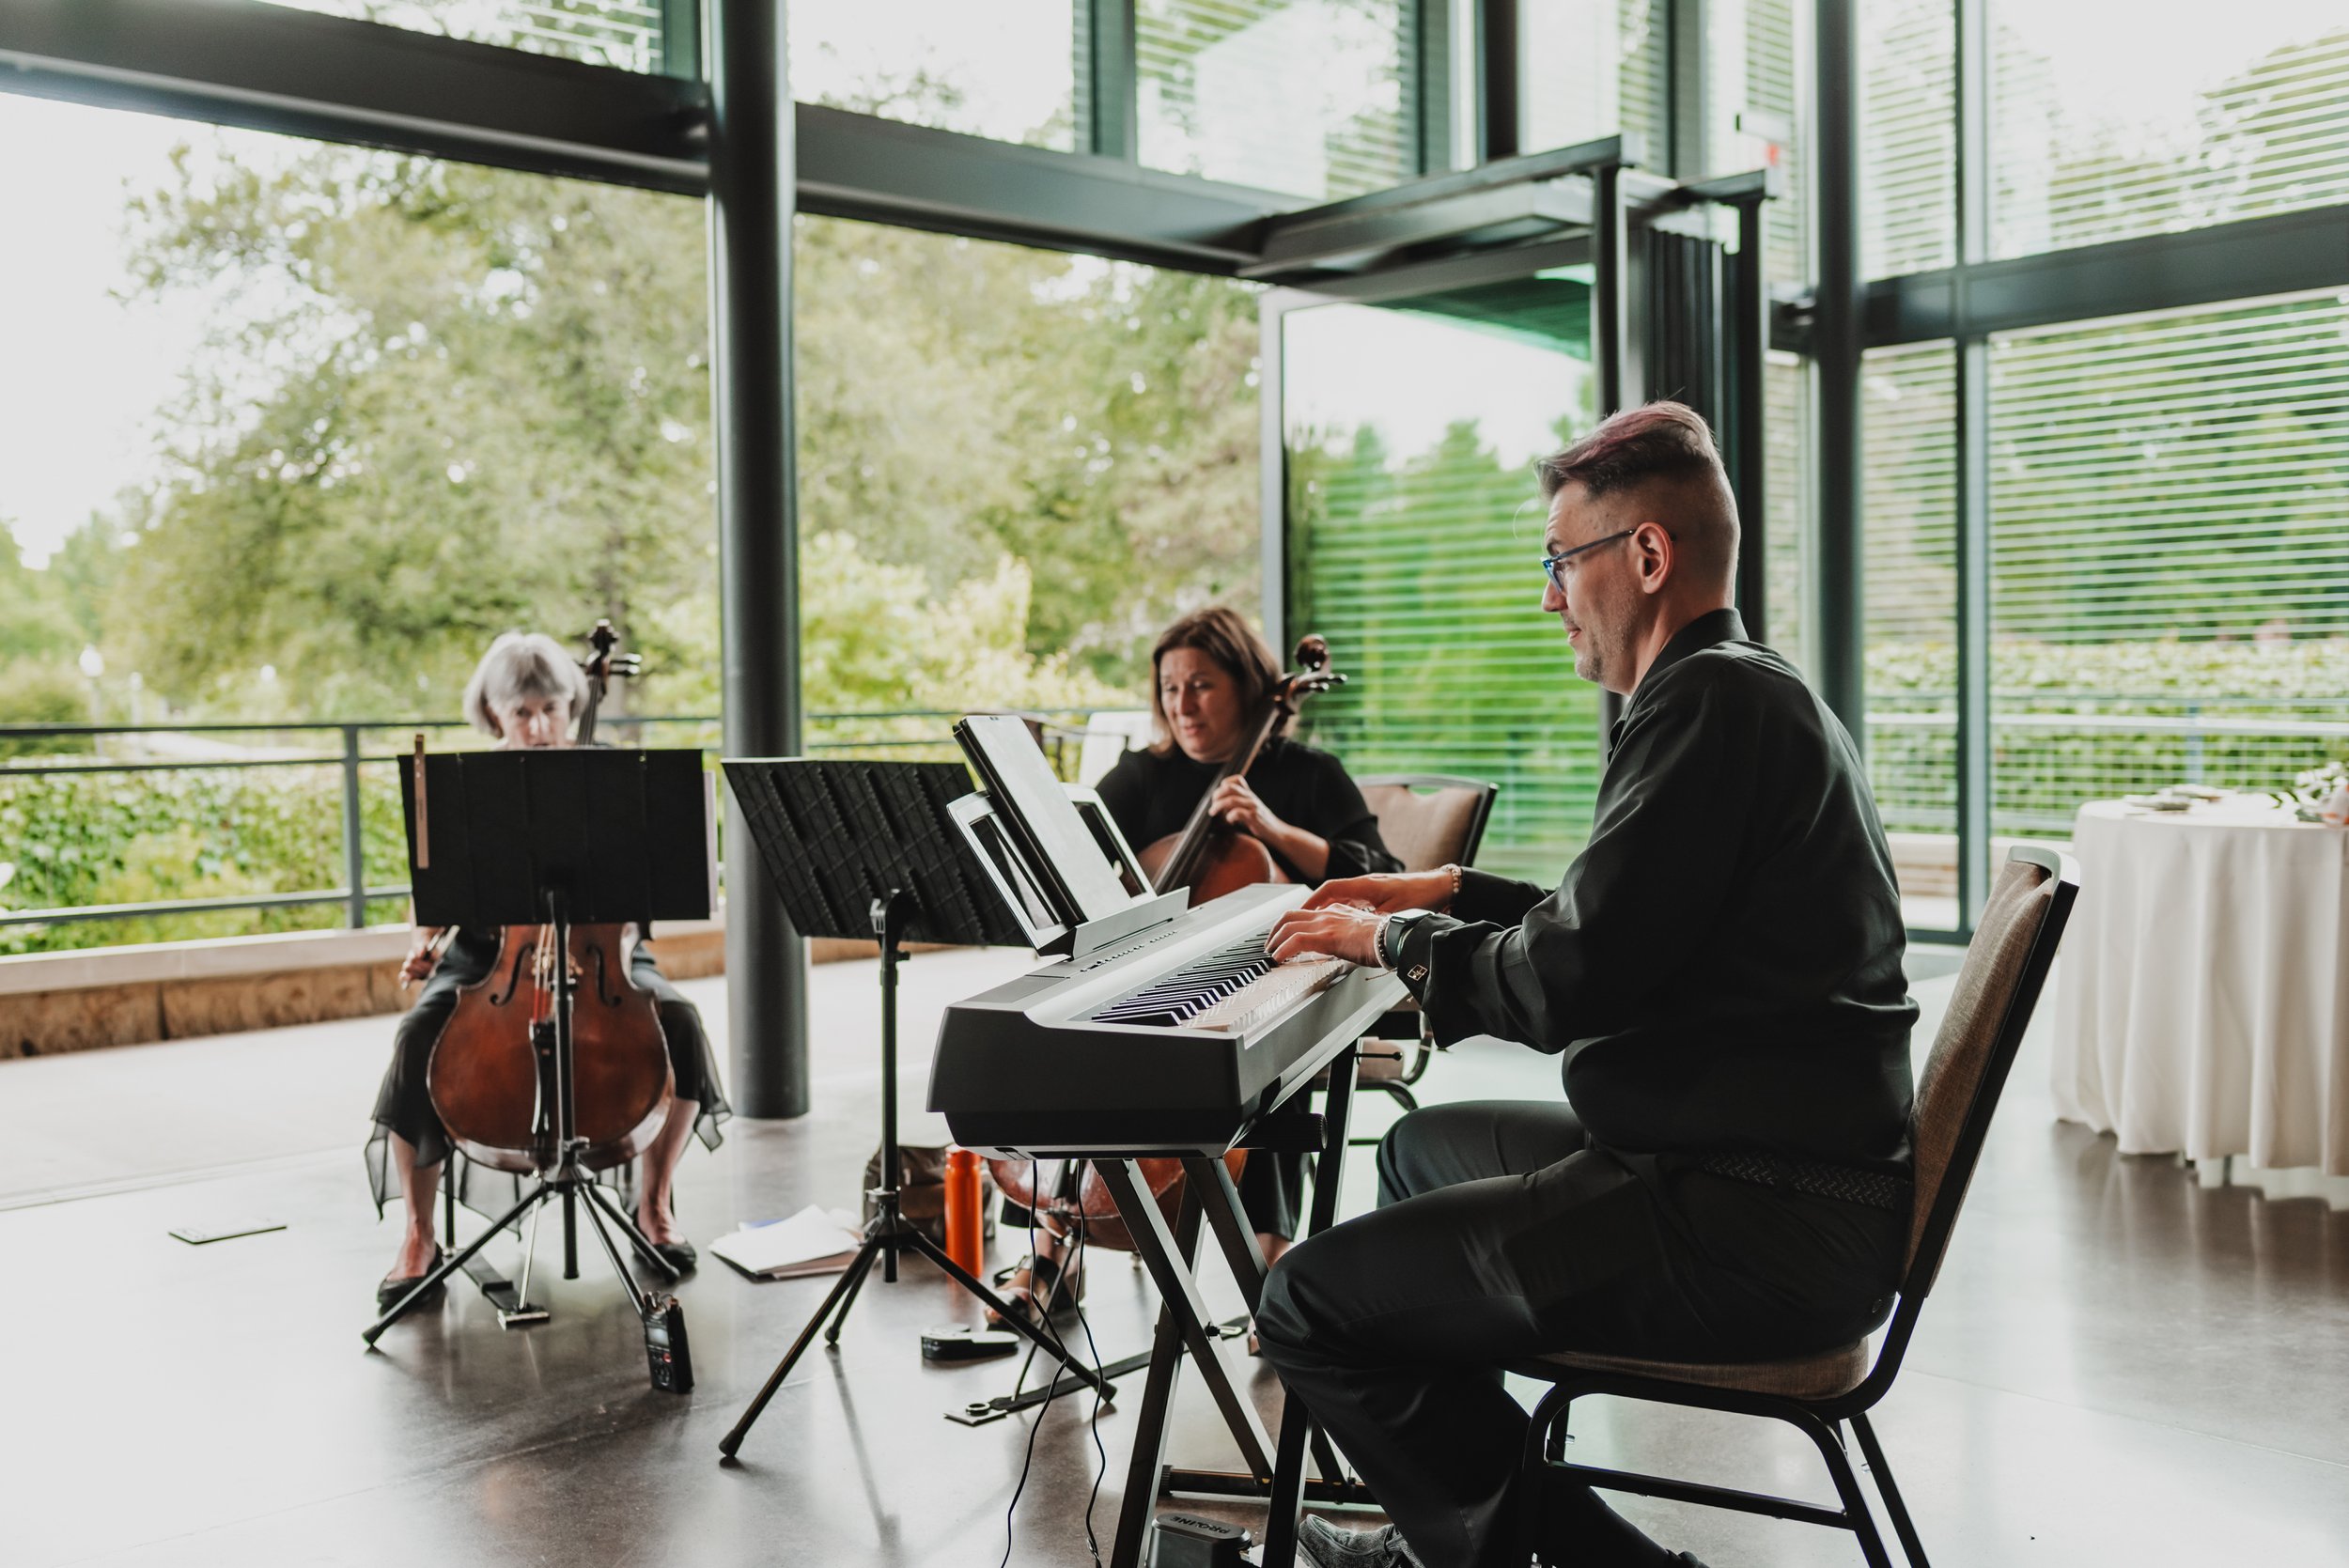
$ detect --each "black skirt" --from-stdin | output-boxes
[364,929,730,1215]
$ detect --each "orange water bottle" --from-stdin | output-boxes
[943,1146,984,1280]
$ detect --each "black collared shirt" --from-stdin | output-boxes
[1390,608,1918,1174]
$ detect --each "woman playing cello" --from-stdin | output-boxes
[993,606,1400,1327]
[366,631,730,1310]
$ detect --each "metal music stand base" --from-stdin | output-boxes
[363,1147,681,1347]
[718,892,1112,1461]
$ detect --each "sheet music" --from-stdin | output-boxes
[957,715,1138,924]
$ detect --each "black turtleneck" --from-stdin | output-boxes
[1094,735,1402,886]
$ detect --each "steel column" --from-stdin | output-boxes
[1668,0,1712,180]
[1259,294,1291,658]
[1728,196,1770,646]
[1593,157,1641,744]
[1810,0,1865,743]
[1952,0,1993,933]
[339,725,369,929]
[659,0,701,82]
[1476,0,1518,163]
[1594,164,1630,415]
[1414,0,1457,176]
[708,0,808,1118]
[1081,0,1137,162]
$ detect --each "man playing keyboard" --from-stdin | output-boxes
[1259,401,1917,1568]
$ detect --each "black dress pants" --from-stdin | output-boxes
[1254,1100,1904,1568]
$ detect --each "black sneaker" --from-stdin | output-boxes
[1297,1516,1424,1568]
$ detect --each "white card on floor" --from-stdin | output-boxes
[169,1218,287,1245]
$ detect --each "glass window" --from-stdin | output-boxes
[1517,0,1667,158]
[1283,272,1601,877]
[0,94,1263,955]
[1138,0,1419,199]
[1710,0,1806,287]
[1860,340,1959,930]
[792,216,1264,698]
[1992,1,2349,257]
[1986,291,2349,834]
[255,1,676,74]
[1860,0,1955,279]
[0,94,712,952]
[790,0,1081,150]
[1762,349,1811,671]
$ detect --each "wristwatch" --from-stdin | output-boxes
[1377,908,1435,970]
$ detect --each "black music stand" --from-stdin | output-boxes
[364,748,713,1359]
[715,758,1112,1458]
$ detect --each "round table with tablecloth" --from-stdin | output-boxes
[2052,797,2349,1176]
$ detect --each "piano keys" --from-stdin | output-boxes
[927,881,1407,1158]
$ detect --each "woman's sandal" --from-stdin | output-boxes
[986,1251,1084,1330]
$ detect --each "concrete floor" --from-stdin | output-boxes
[3,948,2345,1568]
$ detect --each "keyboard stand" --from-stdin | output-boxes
[1099,1043,1367,1568]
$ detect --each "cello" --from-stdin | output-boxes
[991,633,1349,1253]
[424,622,673,1176]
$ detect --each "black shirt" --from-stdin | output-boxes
[1095,736,1403,887]
[1389,608,1918,1174]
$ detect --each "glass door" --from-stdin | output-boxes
[1268,253,1607,877]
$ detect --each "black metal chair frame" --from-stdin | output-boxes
[1512,845,2080,1568]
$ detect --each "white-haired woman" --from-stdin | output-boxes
[366,632,730,1310]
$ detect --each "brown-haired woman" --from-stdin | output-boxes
[993,606,1401,1328]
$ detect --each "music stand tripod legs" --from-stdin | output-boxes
[719,891,1109,1459]
[364,892,682,1347]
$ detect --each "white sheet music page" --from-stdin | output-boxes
[958,715,1137,924]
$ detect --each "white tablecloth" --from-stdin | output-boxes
[2052,799,2349,1175]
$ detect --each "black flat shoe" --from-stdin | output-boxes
[652,1239,697,1275]
[376,1249,447,1312]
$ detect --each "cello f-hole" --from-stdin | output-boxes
[488,939,531,1006]
[588,940,624,1007]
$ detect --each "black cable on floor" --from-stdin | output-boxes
[999,1170,1052,1568]
[1001,1165,1089,1568]
[1068,1206,1112,1568]
[998,1168,1113,1568]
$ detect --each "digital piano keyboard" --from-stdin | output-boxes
[928,881,1408,1158]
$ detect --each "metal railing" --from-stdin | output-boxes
[1866,695,2349,837]
[0,707,1139,939]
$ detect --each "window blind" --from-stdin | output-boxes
[1137,0,1417,200]
[1992,15,2349,257]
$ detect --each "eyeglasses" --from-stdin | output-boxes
[1540,530,1636,594]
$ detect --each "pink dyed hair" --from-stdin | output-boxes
[1535,400,1725,503]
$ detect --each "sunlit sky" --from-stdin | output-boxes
[0,95,210,567]
[2,0,2343,568]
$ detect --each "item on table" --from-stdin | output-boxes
[2122,795,2192,812]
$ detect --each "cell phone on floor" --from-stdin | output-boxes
[168,1219,287,1245]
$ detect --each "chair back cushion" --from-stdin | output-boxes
[1906,857,2055,1281]
[1361,782,1491,874]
